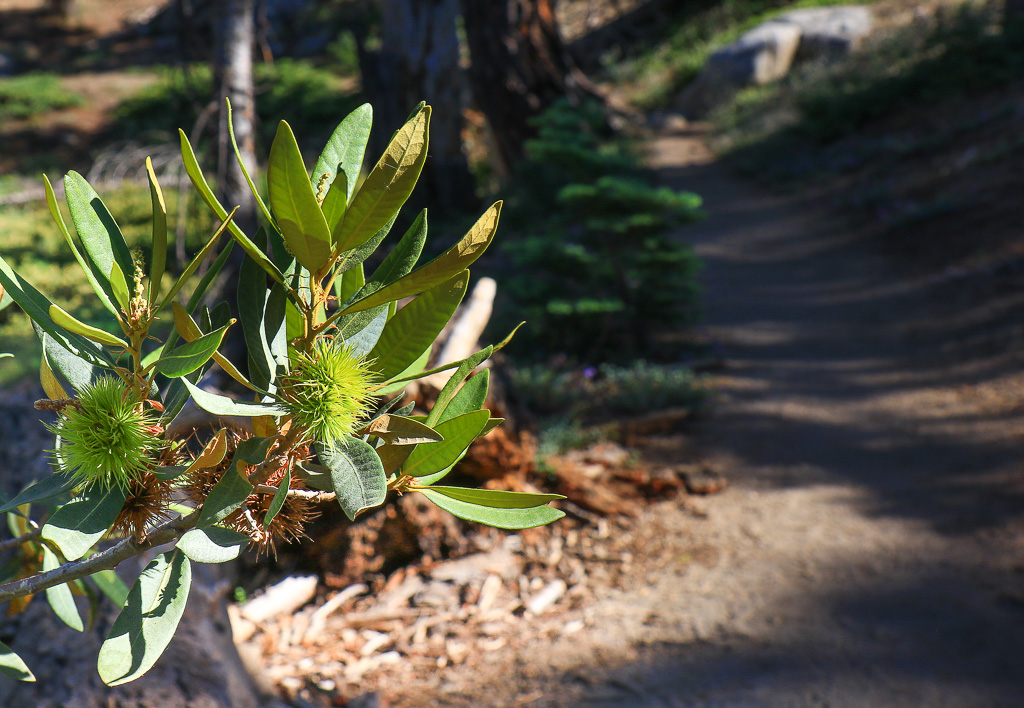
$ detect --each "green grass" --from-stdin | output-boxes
[605,0,874,109]
[0,73,84,121]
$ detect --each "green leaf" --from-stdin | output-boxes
[179,129,286,284]
[368,271,469,381]
[176,526,251,563]
[98,550,192,686]
[375,345,431,395]
[403,410,489,478]
[0,254,114,369]
[0,473,76,515]
[337,304,388,357]
[196,466,254,529]
[320,170,347,233]
[439,369,489,424]
[337,263,364,303]
[263,467,291,527]
[332,106,429,254]
[426,347,493,427]
[312,103,372,203]
[43,174,119,318]
[342,201,500,315]
[153,324,230,378]
[42,545,84,632]
[49,304,128,349]
[63,171,135,310]
[158,207,237,311]
[317,438,387,521]
[238,243,275,390]
[268,120,333,273]
[0,641,35,682]
[181,378,286,418]
[333,212,397,276]
[363,414,443,445]
[367,209,427,289]
[226,98,276,229]
[420,489,564,529]
[41,485,127,561]
[480,417,504,437]
[423,487,564,508]
[145,157,168,305]
[91,568,129,607]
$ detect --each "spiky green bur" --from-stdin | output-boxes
[51,377,161,488]
[282,339,376,446]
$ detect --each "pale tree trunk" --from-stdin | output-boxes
[360,0,475,213]
[214,0,258,234]
[460,0,604,170]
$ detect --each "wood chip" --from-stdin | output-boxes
[525,579,567,615]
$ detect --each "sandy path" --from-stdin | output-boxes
[502,128,1024,707]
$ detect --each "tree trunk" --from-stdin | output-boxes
[360,0,475,213]
[459,0,603,170]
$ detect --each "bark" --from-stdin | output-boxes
[360,0,475,213]
[459,0,604,170]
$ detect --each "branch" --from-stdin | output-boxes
[0,525,42,554]
[0,512,199,603]
[254,484,336,503]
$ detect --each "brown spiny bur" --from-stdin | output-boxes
[111,472,172,542]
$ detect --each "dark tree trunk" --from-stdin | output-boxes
[459,0,603,170]
[359,0,476,213]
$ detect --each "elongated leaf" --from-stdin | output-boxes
[98,550,191,686]
[0,255,113,368]
[145,157,168,305]
[0,641,35,682]
[238,240,274,389]
[369,271,469,381]
[196,465,254,529]
[185,428,228,472]
[181,378,286,418]
[153,323,230,378]
[337,263,364,303]
[320,170,347,233]
[426,347,492,427]
[424,486,563,508]
[49,304,128,348]
[40,349,68,400]
[43,174,119,318]
[332,106,429,253]
[342,202,500,315]
[367,209,427,288]
[333,212,397,276]
[176,526,250,563]
[91,568,130,607]
[37,328,95,394]
[376,345,431,395]
[337,304,388,357]
[179,130,286,284]
[263,466,290,527]
[312,103,372,203]
[362,414,443,446]
[403,410,489,478]
[227,98,275,229]
[480,417,504,437]
[420,489,564,529]
[439,370,489,424]
[42,485,127,561]
[268,120,333,272]
[64,171,134,310]
[0,474,76,515]
[317,438,386,521]
[171,303,256,391]
[158,207,237,311]
[377,443,414,476]
[42,545,84,631]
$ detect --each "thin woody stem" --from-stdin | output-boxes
[0,526,42,554]
[253,484,337,503]
[0,512,199,603]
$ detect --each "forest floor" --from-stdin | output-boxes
[368,125,1024,706]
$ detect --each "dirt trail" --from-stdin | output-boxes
[455,127,1024,707]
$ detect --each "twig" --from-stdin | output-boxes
[253,484,337,503]
[0,512,199,603]
[0,526,43,554]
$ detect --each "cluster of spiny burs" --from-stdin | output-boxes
[0,102,566,686]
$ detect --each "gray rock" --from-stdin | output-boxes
[772,6,874,60]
